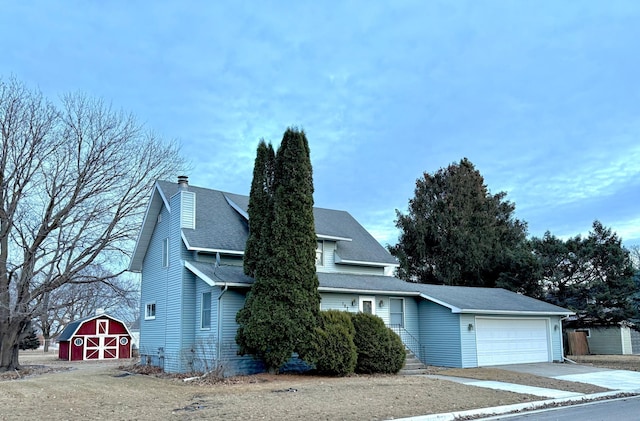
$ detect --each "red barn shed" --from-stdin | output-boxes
[58,314,132,361]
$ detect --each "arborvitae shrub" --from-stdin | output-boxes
[350,312,406,374]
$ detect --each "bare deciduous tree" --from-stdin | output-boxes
[0,77,184,371]
[34,266,139,352]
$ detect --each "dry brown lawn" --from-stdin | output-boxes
[568,354,640,372]
[3,352,636,420]
[1,351,543,420]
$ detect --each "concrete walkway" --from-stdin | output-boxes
[428,374,583,399]
[396,363,640,421]
[495,362,640,392]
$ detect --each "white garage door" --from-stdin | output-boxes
[476,318,550,366]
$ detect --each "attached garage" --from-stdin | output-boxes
[58,313,132,361]
[475,318,551,365]
[417,285,572,368]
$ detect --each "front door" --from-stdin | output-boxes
[359,296,376,315]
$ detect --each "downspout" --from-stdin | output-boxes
[217,284,228,361]
[560,315,574,363]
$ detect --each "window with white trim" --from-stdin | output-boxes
[97,319,108,335]
[145,302,156,320]
[162,238,169,267]
[390,298,404,328]
[315,241,324,266]
[201,292,212,329]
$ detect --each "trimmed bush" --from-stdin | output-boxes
[308,310,357,376]
[320,309,356,336]
[351,312,406,374]
[383,328,406,373]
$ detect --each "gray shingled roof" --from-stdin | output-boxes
[185,262,572,315]
[157,181,250,252]
[413,284,572,314]
[156,180,397,265]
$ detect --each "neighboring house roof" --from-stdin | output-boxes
[185,261,573,316]
[58,313,132,342]
[130,179,398,271]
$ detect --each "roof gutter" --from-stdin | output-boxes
[460,309,575,316]
[318,287,420,296]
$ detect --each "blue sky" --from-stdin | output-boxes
[2,1,639,247]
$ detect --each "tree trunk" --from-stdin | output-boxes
[0,328,22,372]
[0,317,30,371]
[42,323,51,353]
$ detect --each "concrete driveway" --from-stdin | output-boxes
[494,362,640,392]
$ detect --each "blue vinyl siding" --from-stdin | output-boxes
[320,293,359,313]
[459,314,478,368]
[316,241,385,276]
[161,191,188,372]
[139,204,170,367]
[219,289,264,375]
[419,301,462,367]
[550,316,563,360]
[403,297,420,340]
[190,280,218,372]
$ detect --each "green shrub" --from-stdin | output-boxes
[350,312,406,374]
[312,323,357,376]
[383,328,406,373]
[319,309,356,336]
[307,310,357,376]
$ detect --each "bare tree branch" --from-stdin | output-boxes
[0,76,185,370]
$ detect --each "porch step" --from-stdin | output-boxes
[399,348,430,375]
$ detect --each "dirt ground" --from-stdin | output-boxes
[0,351,632,420]
[568,354,640,372]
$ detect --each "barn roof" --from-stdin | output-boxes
[58,313,132,342]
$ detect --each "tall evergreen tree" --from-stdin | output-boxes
[236,128,320,372]
[389,158,537,292]
[243,140,275,278]
[532,221,638,325]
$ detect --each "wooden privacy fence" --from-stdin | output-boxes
[567,331,589,355]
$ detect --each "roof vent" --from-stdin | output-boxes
[177,175,189,190]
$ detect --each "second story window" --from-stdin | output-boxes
[316,241,324,266]
[162,238,169,267]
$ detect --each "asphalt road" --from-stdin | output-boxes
[483,395,640,420]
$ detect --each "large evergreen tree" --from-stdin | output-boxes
[243,140,275,278]
[390,158,537,292]
[531,221,638,325]
[236,128,320,372]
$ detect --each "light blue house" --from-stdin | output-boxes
[129,177,572,375]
